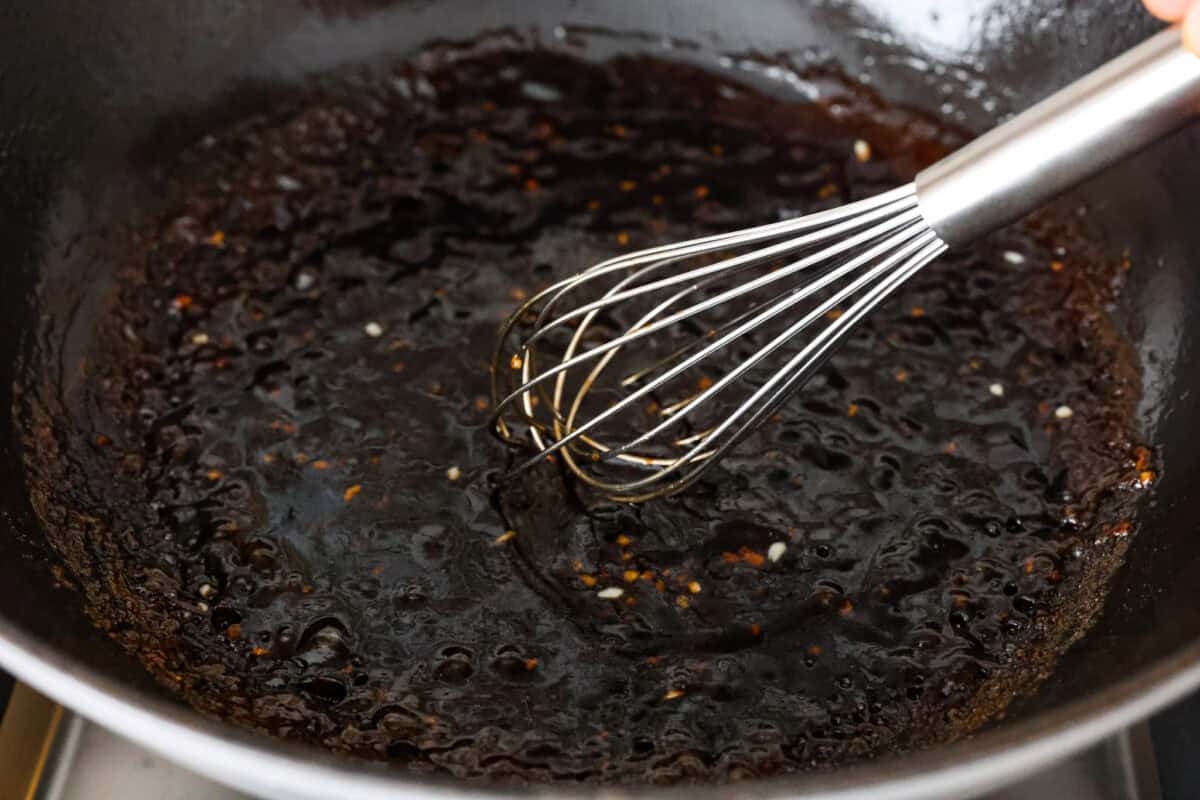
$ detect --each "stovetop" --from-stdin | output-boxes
[1,669,1192,799]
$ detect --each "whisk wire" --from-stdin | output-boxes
[594,225,939,461]
[493,199,922,421]
[537,217,931,471]
[522,190,920,346]
[490,183,947,500]
[578,234,947,501]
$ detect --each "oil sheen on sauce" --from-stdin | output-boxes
[17,38,1151,783]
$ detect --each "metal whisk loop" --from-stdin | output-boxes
[490,184,947,500]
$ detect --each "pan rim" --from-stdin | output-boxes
[0,612,1197,799]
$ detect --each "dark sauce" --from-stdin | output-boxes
[17,39,1151,783]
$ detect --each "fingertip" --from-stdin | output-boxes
[1185,4,1200,55]
[1144,0,1192,21]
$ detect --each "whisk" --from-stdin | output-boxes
[491,27,1200,502]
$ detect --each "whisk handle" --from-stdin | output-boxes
[915,25,1200,248]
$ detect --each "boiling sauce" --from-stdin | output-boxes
[18,40,1150,782]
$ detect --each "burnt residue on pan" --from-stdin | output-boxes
[16,37,1152,782]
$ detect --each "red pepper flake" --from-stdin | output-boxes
[826,308,844,320]
[1134,446,1152,471]
[847,403,859,417]
[94,434,111,447]
[662,688,685,700]
[371,564,385,577]
[391,361,405,374]
[894,369,909,383]
[740,547,766,567]
[495,530,517,544]
[206,469,222,481]
[469,128,488,143]
[697,376,713,391]
[580,574,598,587]
[474,397,489,412]
[205,230,226,247]
[1050,260,1065,272]
[251,647,270,657]
[725,548,764,565]
[173,294,193,310]
[655,579,666,592]
[619,180,638,192]
[510,287,528,302]
[693,185,710,200]
[623,569,640,583]
[837,599,855,617]
[657,164,672,176]
[943,441,958,455]
[640,570,654,581]
[311,460,331,471]
[1108,520,1133,538]
[524,657,539,671]
[586,199,601,210]
[710,144,724,157]
[343,484,362,502]
[505,163,522,176]
[610,124,628,138]
[910,306,925,317]
[750,623,762,636]
[616,534,633,546]
[617,232,630,246]
[807,645,823,657]
[524,178,541,193]
[646,656,659,665]
[482,101,496,113]
[226,624,241,641]
[818,183,838,199]
[651,194,664,206]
